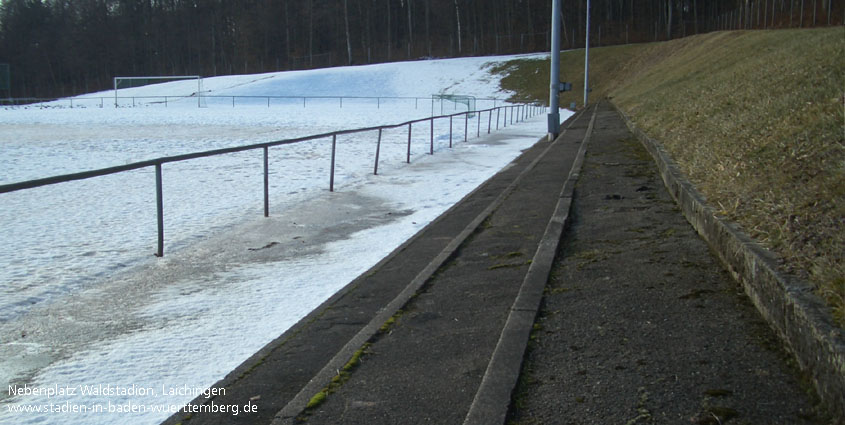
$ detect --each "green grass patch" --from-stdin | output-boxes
[303,342,373,412]
[497,28,844,326]
[488,259,532,270]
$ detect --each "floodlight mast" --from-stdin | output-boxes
[547,0,562,141]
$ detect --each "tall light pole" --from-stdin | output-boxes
[547,0,562,141]
[584,0,591,107]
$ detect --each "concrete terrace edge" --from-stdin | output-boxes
[462,105,597,425]
[611,101,845,419]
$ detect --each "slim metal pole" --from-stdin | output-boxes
[548,0,562,140]
[155,164,164,257]
[477,111,481,137]
[374,128,382,175]
[407,123,412,163]
[330,135,337,192]
[263,147,270,217]
[584,0,591,107]
[430,118,434,155]
[488,109,493,133]
[449,116,453,148]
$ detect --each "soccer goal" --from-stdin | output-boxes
[433,94,477,118]
[114,75,205,108]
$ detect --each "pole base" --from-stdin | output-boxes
[547,112,560,140]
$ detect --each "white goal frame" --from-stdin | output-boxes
[433,94,477,118]
[114,75,204,108]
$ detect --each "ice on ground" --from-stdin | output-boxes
[0,53,570,424]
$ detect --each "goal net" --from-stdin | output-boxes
[114,76,205,108]
[433,94,477,118]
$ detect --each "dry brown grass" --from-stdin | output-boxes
[496,28,844,325]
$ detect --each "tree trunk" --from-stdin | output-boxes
[666,0,673,39]
[387,0,392,61]
[425,0,431,57]
[407,0,413,59]
[284,0,290,67]
[308,0,314,67]
[694,0,699,33]
[344,0,352,65]
[454,0,462,53]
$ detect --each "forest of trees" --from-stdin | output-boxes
[0,0,841,98]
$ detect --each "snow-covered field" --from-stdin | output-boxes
[0,54,570,424]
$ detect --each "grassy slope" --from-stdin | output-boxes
[495,27,844,325]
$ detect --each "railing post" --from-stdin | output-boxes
[406,123,412,163]
[464,113,468,142]
[155,163,164,257]
[430,118,434,155]
[330,135,337,192]
[488,109,492,134]
[496,108,500,130]
[477,111,481,137]
[449,116,453,148]
[374,128,382,175]
[263,146,270,217]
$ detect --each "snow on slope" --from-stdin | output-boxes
[0,54,568,424]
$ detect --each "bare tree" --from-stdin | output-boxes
[454,0,462,53]
[406,0,413,58]
[344,0,352,64]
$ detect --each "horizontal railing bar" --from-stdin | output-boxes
[0,104,543,195]
[3,95,507,103]
[0,160,158,193]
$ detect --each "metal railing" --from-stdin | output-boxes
[0,103,545,257]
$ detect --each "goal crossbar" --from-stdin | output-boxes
[114,76,203,107]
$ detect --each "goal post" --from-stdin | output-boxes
[433,94,477,118]
[114,76,205,108]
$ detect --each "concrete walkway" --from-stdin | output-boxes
[507,104,827,424]
[163,103,828,425]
